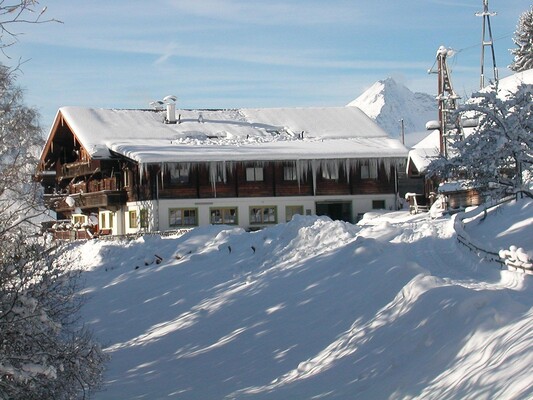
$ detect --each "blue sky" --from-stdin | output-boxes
[6,0,529,131]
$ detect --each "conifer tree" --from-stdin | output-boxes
[510,6,533,72]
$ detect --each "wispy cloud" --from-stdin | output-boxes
[165,0,362,26]
[426,0,479,8]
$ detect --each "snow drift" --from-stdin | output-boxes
[69,199,532,399]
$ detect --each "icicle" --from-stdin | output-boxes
[296,160,302,190]
[311,160,317,195]
[209,161,228,195]
[344,159,351,183]
[139,163,146,186]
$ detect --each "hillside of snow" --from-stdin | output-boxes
[347,78,437,147]
[70,199,533,399]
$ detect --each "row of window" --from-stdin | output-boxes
[164,205,305,228]
[166,164,379,184]
[101,205,302,230]
[78,199,387,231]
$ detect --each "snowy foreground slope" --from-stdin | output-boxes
[70,199,533,399]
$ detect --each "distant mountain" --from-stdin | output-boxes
[347,77,437,147]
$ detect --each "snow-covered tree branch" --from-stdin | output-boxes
[0,63,107,398]
[428,83,533,199]
[0,241,107,399]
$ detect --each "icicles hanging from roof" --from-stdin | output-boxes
[140,157,404,196]
[208,161,230,195]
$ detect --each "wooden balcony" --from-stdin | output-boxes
[47,190,127,213]
[59,161,97,180]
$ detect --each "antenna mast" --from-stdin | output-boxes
[476,0,498,89]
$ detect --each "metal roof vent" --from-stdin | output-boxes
[163,95,177,124]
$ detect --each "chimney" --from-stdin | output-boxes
[163,95,177,124]
[166,102,176,124]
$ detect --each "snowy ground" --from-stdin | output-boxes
[69,199,533,399]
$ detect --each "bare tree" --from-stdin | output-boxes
[0,3,107,399]
[0,64,107,399]
[0,1,60,57]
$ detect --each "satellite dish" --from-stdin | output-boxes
[163,95,177,103]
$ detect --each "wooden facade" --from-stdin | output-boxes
[41,158,396,213]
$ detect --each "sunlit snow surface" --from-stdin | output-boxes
[70,199,533,399]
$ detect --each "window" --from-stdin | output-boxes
[286,205,304,222]
[283,166,297,181]
[129,210,138,229]
[210,207,238,225]
[140,209,149,228]
[169,208,197,227]
[72,215,86,226]
[372,200,386,210]
[246,167,264,182]
[100,212,114,229]
[170,164,190,184]
[250,206,277,224]
[360,161,378,179]
[321,168,339,180]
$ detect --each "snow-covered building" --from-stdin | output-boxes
[406,130,440,178]
[37,105,408,236]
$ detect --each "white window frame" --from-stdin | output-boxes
[246,167,264,182]
[100,211,114,229]
[210,207,238,225]
[250,206,277,224]
[169,208,198,227]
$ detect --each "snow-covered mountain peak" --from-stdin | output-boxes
[347,77,437,147]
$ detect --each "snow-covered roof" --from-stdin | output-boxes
[406,130,440,174]
[53,106,408,164]
[438,179,478,193]
[403,69,533,176]
[496,68,533,97]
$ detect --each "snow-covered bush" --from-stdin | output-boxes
[0,240,108,399]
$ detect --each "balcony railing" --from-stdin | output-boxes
[47,190,127,213]
[59,161,96,179]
